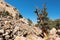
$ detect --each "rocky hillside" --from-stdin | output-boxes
[0,0,60,40]
[0,0,23,19]
[0,0,42,40]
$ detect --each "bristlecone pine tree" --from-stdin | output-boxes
[34,3,49,38]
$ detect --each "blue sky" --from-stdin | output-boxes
[5,0,60,23]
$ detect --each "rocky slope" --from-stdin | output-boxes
[0,0,21,19]
[0,0,42,40]
[0,0,60,40]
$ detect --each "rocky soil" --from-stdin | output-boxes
[0,16,60,40]
[0,16,42,40]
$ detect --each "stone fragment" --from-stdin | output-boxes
[0,38,3,40]
[26,34,37,40]
[14,36,26,40]
[0,29,4,34]
[50,28,57,35]
[32,27,42,35]
[56,37,60,40]
[5,35,10,40]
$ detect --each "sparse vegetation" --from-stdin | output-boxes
[19,14,23,18]
[34,4,60,30]
[27,19,33,26]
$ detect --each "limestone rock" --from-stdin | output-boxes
[0,29,4,33]
[26,34,45,40]
[0,0,21,19]
[19,18,29,24]
[50,28,57,35]
[0,38,3,40]
[32,27,42,35]
[14,36,26,40]
[56,37,60,40]
[26,34,37,40]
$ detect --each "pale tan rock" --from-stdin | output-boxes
[49,34,59,40]
[26,34,45,40]
[57,29,60,32]
[37,37,45,40]
[0,5,5,12]
[0,0,20,19]
[5,35,10,39]
[26,34,37,40]
[14,36,26,40]
[13,26,20,34]
[56,37,60,40]
[50,28,57,35]
[19,18,28,24]
[32,27,42,35]
[0,38,3,40]
[0,0,4,1]
[0,29,4,33]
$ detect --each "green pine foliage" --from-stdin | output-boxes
[34,4,60,30]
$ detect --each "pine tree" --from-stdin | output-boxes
[34,3,49,38]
